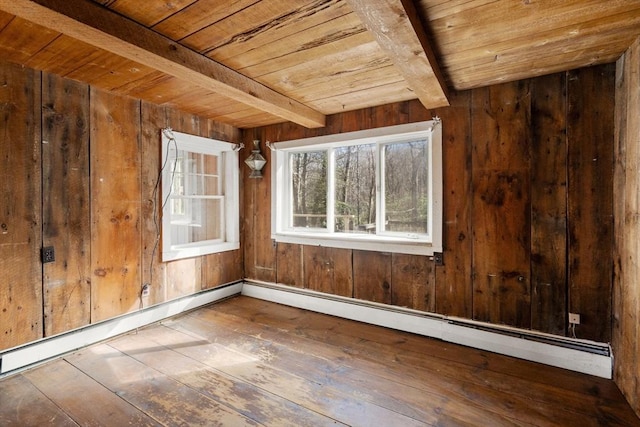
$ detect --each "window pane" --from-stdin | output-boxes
[384,139,429,234]
[187,152,220,196]
[334,143,376,234]
[171,197,223,246]
[290,151,327,228]
[170,152,186,215]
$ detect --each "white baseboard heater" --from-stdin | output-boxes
[0,282,243,377]
[241,280,612,379]
[0,280,612,379]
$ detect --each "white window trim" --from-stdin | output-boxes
[161,130,240,262]
[271,120,442,256]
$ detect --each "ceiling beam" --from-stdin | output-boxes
[346,0,450,108]
[0,0,326,128]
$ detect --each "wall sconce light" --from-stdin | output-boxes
[244,139,267,178]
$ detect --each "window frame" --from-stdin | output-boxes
[271,120,442,256]
[161,130,240,262]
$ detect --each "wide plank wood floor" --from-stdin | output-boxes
[1,295,638,426]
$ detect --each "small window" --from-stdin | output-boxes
[272,120,442,256]
[161,130,239,261]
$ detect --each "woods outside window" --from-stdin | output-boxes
[161,130,239,261]
[271,120,442,256]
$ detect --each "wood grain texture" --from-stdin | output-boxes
[567,64,615,342]
[206,297,640,425]
[530,73,568,336]
[471,81,532,328]
[209,0,354,66]
[276,242,304,288]
[68,343,259,426]
[98,0,196,27]
[42,72,91,336]
[139,100,168,306]
[0,0,326,128]
[236,24,371,80]
[90,88,142,322]
[353,250,391,304]
[424,0,640,90]
[304,246,353,297]
[2,0,639,131]
[0,16,59,64]
[0,62,42,351]
[432,90,472,318]
[108,329,339,427]
[391,253,434,312]
[2,296,639,426]
[612,38,640,418]
[345,0,449,108]
[173,313,428,426]
[0,374,77,426]
[153,0,259,44]
[23,359,161,426]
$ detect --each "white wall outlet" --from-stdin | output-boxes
[568,313,581,325]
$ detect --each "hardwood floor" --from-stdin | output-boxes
[1,295,638,426]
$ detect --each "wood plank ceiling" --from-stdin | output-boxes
[0,0,638,129]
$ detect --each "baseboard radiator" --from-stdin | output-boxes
[0,282,243,378]
[0,279,612,379]
[242,280,612,379]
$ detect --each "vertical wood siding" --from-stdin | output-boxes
[567,65,615,342]
[0,62,42,349]
[471,80,532,329]
[530,73,568,336]
[42,74,91,335]
[433,90,473,319]
[90,88,142,322]
[245,64,615,342]
[0,66,243,351]
[0,60,618,350]
[613,37,640,418]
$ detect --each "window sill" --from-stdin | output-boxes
[273,231,440,256]
[162,241,239,262]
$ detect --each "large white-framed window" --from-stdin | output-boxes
[271,120,442,256]
[161,130,240,262]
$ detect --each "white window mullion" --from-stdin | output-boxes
[376,142,384,235]
[327,148,336,233]
[218,154,225,242]
[287,152,295,230]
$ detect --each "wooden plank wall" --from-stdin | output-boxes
[42,74,91,335]
[613,36,640,418]
[0,61,42,349]
[243,64,615,342]
[0,61,243,351]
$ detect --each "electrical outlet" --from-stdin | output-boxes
[433,252,444,266]
[568,313,581,325]
[141,283,150,297]
[42,246,55,263]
